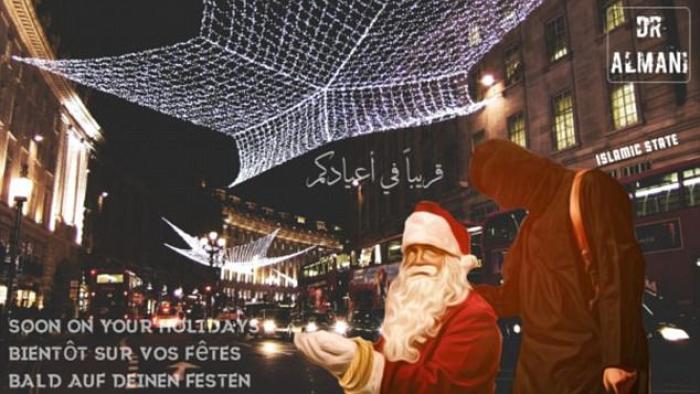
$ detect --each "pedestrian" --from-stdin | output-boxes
[470,139,649,393]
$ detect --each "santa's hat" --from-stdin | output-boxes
[402,201,476,267]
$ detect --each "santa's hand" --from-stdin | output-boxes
[294,331,357,377]
[603,367,637,394]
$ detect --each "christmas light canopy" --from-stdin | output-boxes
[162,218,315,276]
[18,0,542,185]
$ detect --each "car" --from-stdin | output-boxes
[301,312,336,334]
[248,307,293,339]
[641,290,697,386]
[151,303,185,329]
[642,291,696,354]
[216,308,241,322]
[285,314,306,340]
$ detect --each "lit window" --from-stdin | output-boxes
[552,91,576,150]
[599,0,625,33]
[634,172,680,216]
[507,112,527,147]
[504,45,523,86]
[468,26,482,46]
[683,167,700,207]
[0,285,7,306]
[610,83,639,129]
[545,16,569,63]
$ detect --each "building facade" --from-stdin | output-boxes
[213,189,344,305]
[461,0,699,221]
[0,0,101,314]
[458,0,699,308]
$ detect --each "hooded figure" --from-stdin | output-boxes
[470,139,649,394]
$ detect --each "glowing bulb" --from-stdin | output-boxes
[480,74,495,87]
[208,231,218,242]
[17,0,542,186]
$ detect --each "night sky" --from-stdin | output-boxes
[37,0,352,228]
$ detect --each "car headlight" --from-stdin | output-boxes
[334,321,349,335]
[263,320,277,333]
[306,322,318,332]
[658,326,689,342]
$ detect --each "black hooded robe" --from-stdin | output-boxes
[470,140,649,394]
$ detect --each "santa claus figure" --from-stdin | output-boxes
[295,201,502,394]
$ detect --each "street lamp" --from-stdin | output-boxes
[352,180,364,245]
[6,165,32,313]
[200,231,226,317]
[200,232,226,267]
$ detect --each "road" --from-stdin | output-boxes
[2,333,342,394]
[1,333,697,393]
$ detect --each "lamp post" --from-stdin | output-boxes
[5,165,32,315]
[352,179,364,246]
[200,232,226,317]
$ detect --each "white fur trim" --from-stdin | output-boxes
[345,351,385,394]
[461,254,479,270]
[402,211,462,256]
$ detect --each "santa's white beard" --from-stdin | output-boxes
[381,257,471,363]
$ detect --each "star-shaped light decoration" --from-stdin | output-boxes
[163,218,315,280]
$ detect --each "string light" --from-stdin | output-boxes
[163,218,315,274]
[16,0,541,185]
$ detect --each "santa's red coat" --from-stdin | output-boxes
[374,291,501,394]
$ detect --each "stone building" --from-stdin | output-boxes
[213,189,343,304]
[0,0,101,314]
[461,0,699,221]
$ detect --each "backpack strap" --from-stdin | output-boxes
[570,169,599,310]
[570,170,592,267]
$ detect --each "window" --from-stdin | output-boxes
[634,172,681,216]
[1,139,14,202]
[387,241,402,263]
[504,45,523,86]
[552,91,576,150]
[599,0,625,33]
[484,213,521,247]
[545,16,569,62]
[621,161,651,178]
[683,167,700,207]
[635,220,682,253]
[610,83,639,129]
[507,112,527,147]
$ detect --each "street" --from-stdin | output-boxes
[2,333,342,394]
[2,332,698,393]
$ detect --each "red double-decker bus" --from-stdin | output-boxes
[478,159,700,312]
[621,158,699,309]
[88,268,143,320]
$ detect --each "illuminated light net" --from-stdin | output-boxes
[163,218,315,273]
[18,0,541,185]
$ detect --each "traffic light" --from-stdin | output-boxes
[204,285,212,293]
